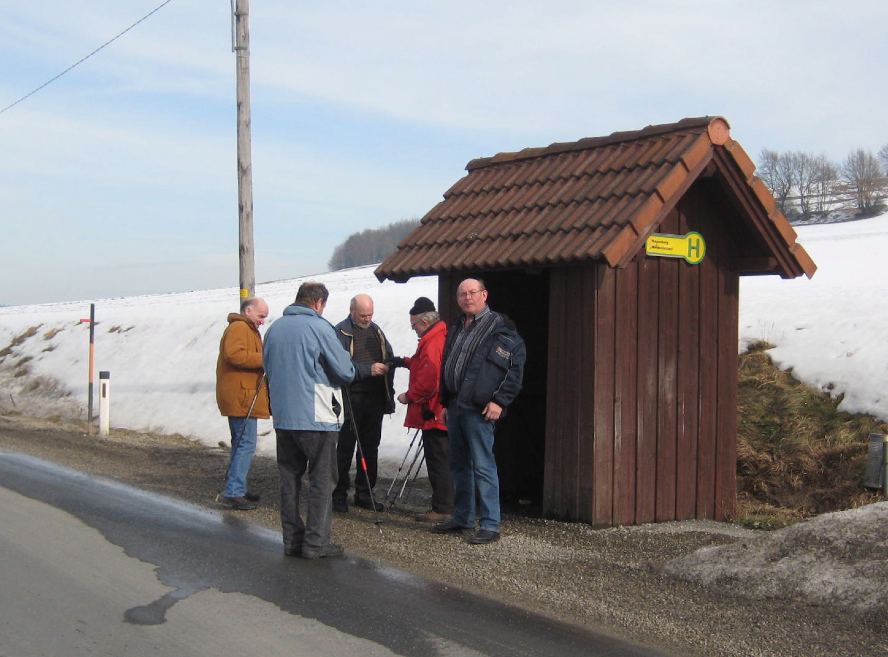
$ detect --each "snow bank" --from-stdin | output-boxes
[0,268,436,468]
[664,501,888,614]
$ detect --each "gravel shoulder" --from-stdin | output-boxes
[1,413,885,657]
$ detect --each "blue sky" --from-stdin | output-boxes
[2,0,886,306]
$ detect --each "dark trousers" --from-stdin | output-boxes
[333,395,384,502]
[276,429,337,551]
[422,428,454,514]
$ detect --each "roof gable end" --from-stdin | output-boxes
[376,116,815,282]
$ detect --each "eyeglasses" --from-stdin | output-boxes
[457,289,485,299]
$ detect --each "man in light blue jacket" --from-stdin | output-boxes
[263,282,355,559]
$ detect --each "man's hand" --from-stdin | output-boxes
[397,392,408,405]
[440,407,447,424]
[370,362,390,376]
[482,401,503,422]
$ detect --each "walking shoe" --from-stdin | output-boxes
[332,497,349,513]
[414,510,452,523]
[283,545,302,557]
[431,520,472,535]
[244,491,261,502]
[466,529,500,545]
[300,544,344,559]
[222,496,257,511]
[354,497,384,512]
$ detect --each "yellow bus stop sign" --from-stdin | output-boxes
[645,231,706,265]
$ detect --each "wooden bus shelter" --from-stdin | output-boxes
[376,117,816,526]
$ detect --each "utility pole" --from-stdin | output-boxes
[232,0,254,301]
[79,304,96,433]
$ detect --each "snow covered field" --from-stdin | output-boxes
[2,210,886,465]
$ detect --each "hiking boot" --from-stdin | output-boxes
[300,544,344,559]
[332,497,349,513]
[466,529,501,545]
[222,496,257,511]
[244,491,261,502]
[283,545,302,557]
[414,510,452,523]
[431,520,472,535]
[354,497,384,512]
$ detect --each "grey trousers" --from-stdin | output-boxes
[276,429,338,551]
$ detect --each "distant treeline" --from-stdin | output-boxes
[328,218,420,271]
[758,144,888,221]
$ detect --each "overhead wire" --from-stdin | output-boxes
[1,0,177,115]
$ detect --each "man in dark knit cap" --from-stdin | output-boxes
[332,293,396,512]
[397,296,453,523]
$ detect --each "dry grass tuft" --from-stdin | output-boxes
[735,342,887,528]
[0,325,42,359]
[42,327,64,341]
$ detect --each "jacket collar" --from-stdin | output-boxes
[284,303,320,318]
[227,313,259,331]
[419,319,446,343]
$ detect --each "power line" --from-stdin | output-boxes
[1,0,177,115]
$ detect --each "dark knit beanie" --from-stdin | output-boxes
[409,296,436,316]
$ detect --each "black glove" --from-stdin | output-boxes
[421,407,435,421]
[387,356,406,368]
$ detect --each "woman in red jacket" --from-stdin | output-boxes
[397,297,454,522]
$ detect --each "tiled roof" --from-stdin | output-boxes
[376,116,815,282]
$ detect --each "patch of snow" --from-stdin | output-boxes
[664,502,888,613]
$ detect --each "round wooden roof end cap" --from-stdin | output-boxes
[707,118,731,145]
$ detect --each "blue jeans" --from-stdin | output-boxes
[447,403,500,532]
[224,416,257,497]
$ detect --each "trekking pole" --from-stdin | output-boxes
[343,387,384,535]
[394,438,424,506]
[215,373,265,503]
[384,428,421,507]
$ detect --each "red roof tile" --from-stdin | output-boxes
[376,116,815,282]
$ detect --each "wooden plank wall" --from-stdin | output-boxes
[543,183,739,524]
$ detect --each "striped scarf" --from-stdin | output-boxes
[443,307,501,396]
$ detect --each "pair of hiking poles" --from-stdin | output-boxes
[340,387,385,535]
[383,427,425,509]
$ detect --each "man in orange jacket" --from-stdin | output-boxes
[397,297,453,522]
[215,296,270,510]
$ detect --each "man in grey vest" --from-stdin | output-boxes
[332,294,396,513]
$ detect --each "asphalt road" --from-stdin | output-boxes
[0,451,669,657]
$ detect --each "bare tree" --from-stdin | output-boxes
[842,149,883,212]
[879,144,888,175]
[757,149,795,214]
[812,155,838,214]
[788,152,819,217]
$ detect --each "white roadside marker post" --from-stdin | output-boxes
[99,371,111,436]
